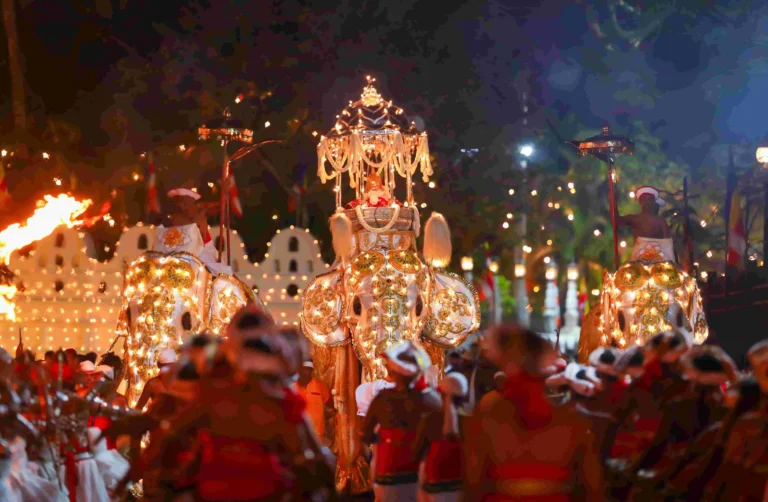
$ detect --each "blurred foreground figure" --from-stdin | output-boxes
[465,324,604,501]
[112,303,335,501]
[361,340,440,502]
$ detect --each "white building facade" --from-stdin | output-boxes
[0,224,328,354]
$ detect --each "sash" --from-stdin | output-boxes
[375,428,419,485]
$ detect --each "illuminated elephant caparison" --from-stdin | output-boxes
[301,206,480,383]
[117,250,258,403]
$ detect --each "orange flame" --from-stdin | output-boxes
[0,194,92,262]
[0,285,16,321]
[0,194,92,321]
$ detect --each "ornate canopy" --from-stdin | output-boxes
[317,77,433,208]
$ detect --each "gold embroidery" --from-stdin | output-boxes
[160,227,188,249]
[162,259,195,289]
[302,281,342,335]
[615,262,650,292]
[352,251,385,277]
[388,250,422,274]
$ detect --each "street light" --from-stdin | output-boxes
[545,264,557,281]
[514,264,526,278]
[489,260,499,274]
[567,263,579,281]
[757,147,768,164]
[461,256,474,282]
[520,145,534,158]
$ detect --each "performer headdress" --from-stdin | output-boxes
[167,187,201,200]
[646,330,690,363]
[636,185,666,207]
[439,372,468,397]
[681,345,738,386]
[383,340,431,377]
[747,339,768,392]
[588,347,623,377]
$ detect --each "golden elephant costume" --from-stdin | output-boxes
[303,80,480,493]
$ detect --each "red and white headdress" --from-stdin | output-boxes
[167,188,201,200]
[384,340,431,378]
[681,345,738,386]
[747,340,768,391]
[588,347,623,377]
[636,186,666,207]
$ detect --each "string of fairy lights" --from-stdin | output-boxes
[0,223,329,354]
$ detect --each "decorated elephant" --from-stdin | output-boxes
[301,206,480,383]
[595,260,707,349]
[117,250,258,403]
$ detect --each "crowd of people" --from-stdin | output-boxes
[0,301,767,501]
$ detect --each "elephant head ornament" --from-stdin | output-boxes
[301,207,480,382]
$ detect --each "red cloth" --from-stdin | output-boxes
[344,198,402,209]
[282,386,307,425]
[198,432,290,500]
[423,438,463,487]
[375,428,420,483]
[64,452,77,502]
[637,360,663,392]
[204,231,212,244]
[88,415,117,450]
[413,375,428,392]
[483,463,572,502]
[610,418,661,459]
[502,371,553,429]
[608,379,630,405]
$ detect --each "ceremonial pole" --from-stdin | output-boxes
[569,126,634,270]
[607,160,620,269]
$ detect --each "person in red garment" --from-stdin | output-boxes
[415,371,469,501]
[361,340,440,502]
[465,324,604,501]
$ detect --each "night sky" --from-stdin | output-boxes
[3,0,767,171]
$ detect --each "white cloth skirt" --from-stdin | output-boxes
[7,437,62,502]
[374,483,418,502]
[75,453,111,502]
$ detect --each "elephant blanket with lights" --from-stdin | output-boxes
[301,207,480,493]
[592,238,708,350]
[116,223,260,403]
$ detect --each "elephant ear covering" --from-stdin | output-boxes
[424,212,452,267]
[330,212,353,262]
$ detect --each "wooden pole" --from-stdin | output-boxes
[607,161,620,269]
[684,177,693,274]
[219,140,229,263]
[226,168,232,266]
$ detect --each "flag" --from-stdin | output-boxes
[288,164,308,213]
[476,254,495,303]
[146,153,160,214]
[727,189,746,268]
[0,164,10,206]
[227,173,243,217]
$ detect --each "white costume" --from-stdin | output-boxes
[154,223,232,275]
[87,428,130,498]
[355,379,395,417]
[6,437,62,502]
[630,237,676,264]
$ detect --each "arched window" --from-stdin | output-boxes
[138,234,149,250]
[55,255,64,267]
[288,237,299,253]
[275,260,281,273]
[307,260,314,273]
[289,259,297,272]
[55,233,65,248]
[287,284,299,297]
[54,280,64,292]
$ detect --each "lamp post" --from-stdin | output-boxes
[461,256,474,282]
[756,147,768,265]
[489,258,501,324]
[514,214,530,327]
[563,262,579,337]
[543,261,560,334]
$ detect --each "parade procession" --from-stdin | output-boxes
[1,1,768,501]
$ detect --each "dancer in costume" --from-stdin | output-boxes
[361,341,440,502]
[466,324,604,501]
[617,186,673,263]
[415,372,468,502]
[155,187,231,274]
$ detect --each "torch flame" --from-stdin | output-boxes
[0,194,92,262]
[0,285,16,321]
[0,194,92,321]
